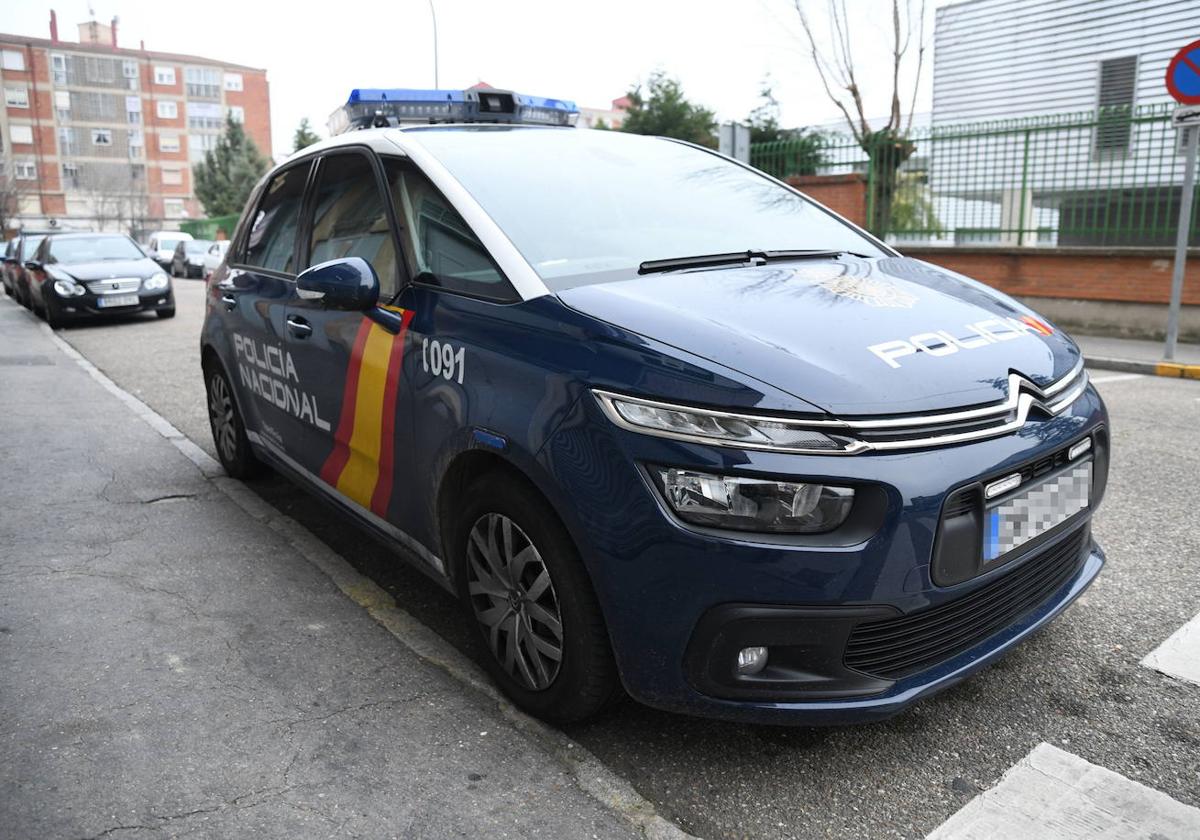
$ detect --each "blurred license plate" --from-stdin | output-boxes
[97,294,139,308]
[984,460,1091,561]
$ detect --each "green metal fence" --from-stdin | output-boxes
[179,213,239,241]
[750,103,1200,248]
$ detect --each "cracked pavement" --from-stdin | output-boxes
[0,301,640,839]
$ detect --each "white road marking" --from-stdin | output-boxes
[1088,373,1144,384]
[1142,611,1200,686]
[926,743,1200,839]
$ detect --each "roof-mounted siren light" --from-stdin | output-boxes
[327,87,578,134]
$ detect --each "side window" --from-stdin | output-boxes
[383,158,516,302]
[306,152,398,298]
[243,164,308,273]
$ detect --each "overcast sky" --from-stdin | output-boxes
[7,0,954,158]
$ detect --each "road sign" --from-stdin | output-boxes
[1166,39,1200,105]
[1164,40,1200,361]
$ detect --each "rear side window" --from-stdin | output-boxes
[383,158,516,302]
[306,152,398,298]
[244,165,308,273]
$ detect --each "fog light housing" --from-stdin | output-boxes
[736,646,768,675]
[654,467,854,533]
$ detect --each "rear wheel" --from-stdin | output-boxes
[205,363,264,479]
[453,473,620,723]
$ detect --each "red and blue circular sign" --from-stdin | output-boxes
[1166,39,1200,105]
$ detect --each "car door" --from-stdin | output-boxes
[282,148,414,526]
[218,159,312,446]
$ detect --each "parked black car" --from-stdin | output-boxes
[25,232,175,328]
[2,229,57,308]
[171,238,215,278]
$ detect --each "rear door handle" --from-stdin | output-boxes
[286,315,312,339]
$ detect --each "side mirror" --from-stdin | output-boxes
[296,257,380,311]
[24,260,42,271]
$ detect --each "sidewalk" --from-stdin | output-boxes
[1074,333,1200,378]
[0,303,641,839]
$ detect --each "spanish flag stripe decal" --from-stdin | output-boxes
[318,318,374,486]
[369,310,414,517]
[334,324,395,508]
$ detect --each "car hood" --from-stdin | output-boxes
[557,256,1082,416]
[57,259,162,282]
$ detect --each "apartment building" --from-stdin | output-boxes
[0,13,270,236]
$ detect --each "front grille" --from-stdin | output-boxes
[85,278,142,294]
[844,527,1088,680]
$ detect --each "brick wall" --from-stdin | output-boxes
[787,173,868,226]
[904,247,1199,306]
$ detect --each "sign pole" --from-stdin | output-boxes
[1166,124,1197,361]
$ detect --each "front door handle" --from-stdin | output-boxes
[220,294,237,310]
[286,315,312,339]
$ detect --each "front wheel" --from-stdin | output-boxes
[205,363,264,479]
[156,307,176,319]
[43,298,63,329]
[453,473,620,723]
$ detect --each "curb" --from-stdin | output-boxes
[1085,355,1200,379]
[30,310,697,840]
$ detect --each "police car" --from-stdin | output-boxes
[200,87,1108,724]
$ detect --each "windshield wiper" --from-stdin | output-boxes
[637,249,871,275]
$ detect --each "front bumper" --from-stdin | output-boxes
[53,289,174,319]
[538,384,1108,724]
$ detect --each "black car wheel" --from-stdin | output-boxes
[205,363,264,479]
[157,307,176,319]
[453,472,620,723]
[43,297,63,329]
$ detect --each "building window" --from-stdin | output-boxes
[164,198,185,218]
[2,50,25,72]
[156,100,178,120]
[15,161,37,179]
[227,105,245,124]
[58,126,76,155]
[189,132,219,162]
[162,167,184,186]
[10,124,33,145]
[1095,55,1137,155]
[185,67,221,98]
[54,90,71,116]
[62,162,80,188]
[126,95,142,124]
[51,53,67,84]
[187,101,223,130]
[154,66,176,86]
[223,72,243,92]
[4,87,29,108]
[159,134,181,153]
[92,128,113,146]
[123,59,139,79]
[131,164,145,181]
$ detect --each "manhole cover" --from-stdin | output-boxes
[0,355,55,366]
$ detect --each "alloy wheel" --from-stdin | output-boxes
[466,513,564,690]
[207,373,238,465]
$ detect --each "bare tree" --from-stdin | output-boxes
[76,164,146,234]
[793,0,928,232]
[0,168,31,234]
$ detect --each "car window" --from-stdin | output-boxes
[22,236,46,260]
[306,152,398,298]
[243,164,308,274]
[383,158,515,302]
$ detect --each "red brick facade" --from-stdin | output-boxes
[787,173,868,229]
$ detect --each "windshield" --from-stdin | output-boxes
[185,240,211,254]
[24,235,47,258]
[49,235,145,263]
[409,128,886,285]
[159,238,185,251]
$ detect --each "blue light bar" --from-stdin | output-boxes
[328,87,578,134]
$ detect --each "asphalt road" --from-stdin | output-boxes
[49,280,1200,839]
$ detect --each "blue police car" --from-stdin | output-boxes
[201,87,1108,724]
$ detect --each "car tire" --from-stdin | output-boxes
[452,472,621,724]
[3,282,11,297]
[157,307,176,319]
[205,362,264,480]
[43,298,62,329]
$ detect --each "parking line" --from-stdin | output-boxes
[26,309,695,840]
[1142,611,1200,687]
[1087,373,1144,384]
[926,743,1200,839]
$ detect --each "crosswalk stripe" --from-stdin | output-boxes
[925,743,1200,839]
[1142,610,1200,686]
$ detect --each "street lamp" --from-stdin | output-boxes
[427,0,439,88]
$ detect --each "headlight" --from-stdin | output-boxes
[52,278,86,297]
[143,273,170,291]
[594,391,850,453]
[653,467,854,533]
